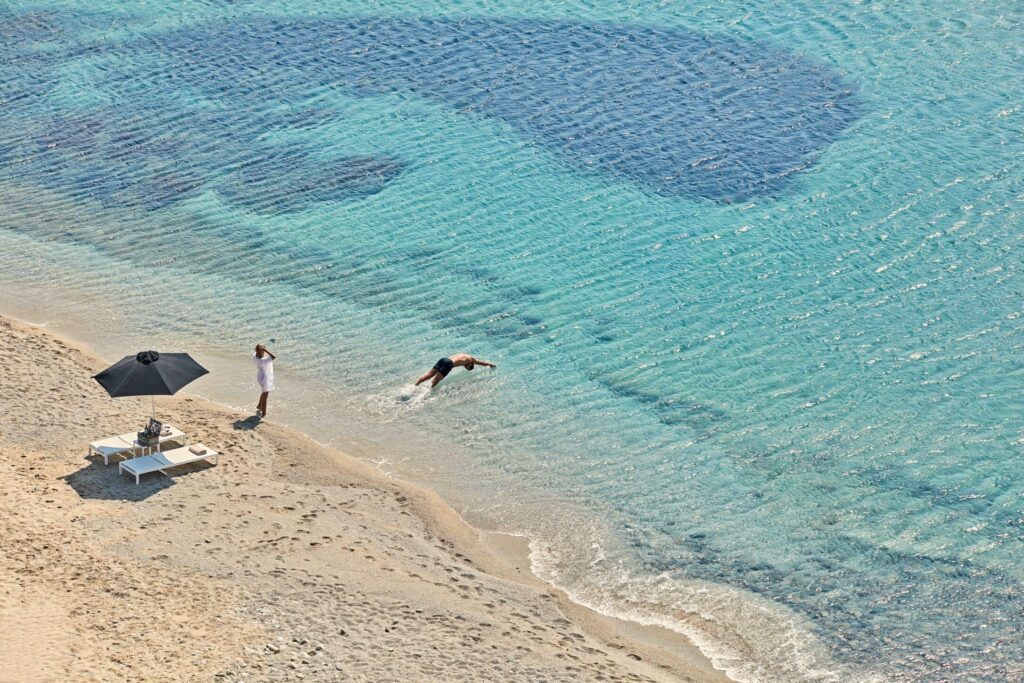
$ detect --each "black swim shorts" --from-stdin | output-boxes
[433,357,454,377]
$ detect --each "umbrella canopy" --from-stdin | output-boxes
[93,350,208,398]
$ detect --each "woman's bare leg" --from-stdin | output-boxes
[257,391,269,416]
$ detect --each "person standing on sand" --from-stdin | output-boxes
[253,343,276,417]
[415,353,496,388]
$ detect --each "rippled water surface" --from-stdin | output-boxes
[2,2,1022,681]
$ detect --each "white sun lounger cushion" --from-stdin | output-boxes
[118,444,219,484]
[88,434,137,464]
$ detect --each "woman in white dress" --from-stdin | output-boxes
[253,344,276,417]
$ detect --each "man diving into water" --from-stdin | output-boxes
[415,353,496,388]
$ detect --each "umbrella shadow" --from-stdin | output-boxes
[232,415,262,431]
[63,456,174,502]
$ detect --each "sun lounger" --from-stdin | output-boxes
[88,426,188,465]
[87,434,138,465]
[118,443,219,484]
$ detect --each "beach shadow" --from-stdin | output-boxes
[63,457,173,502]
[232,415,261,431]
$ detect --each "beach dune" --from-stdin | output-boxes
[0,315,728,682]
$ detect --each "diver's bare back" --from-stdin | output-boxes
[449,353,481,367]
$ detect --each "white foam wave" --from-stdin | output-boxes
[525,537,882,683]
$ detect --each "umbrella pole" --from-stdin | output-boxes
[151,395,155,420]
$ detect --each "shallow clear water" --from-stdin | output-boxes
[2,2,1022,680]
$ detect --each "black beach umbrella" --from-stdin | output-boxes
[93,350,208,418]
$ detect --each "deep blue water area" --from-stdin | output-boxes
[3,11,859,210]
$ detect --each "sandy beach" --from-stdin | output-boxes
[0,314,730,683]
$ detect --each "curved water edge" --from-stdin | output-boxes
[0,288,861,683]
[526,539,865,683]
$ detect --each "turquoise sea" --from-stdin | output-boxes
[2,1,1022,680]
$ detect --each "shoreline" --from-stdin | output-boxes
[0,311,733,682]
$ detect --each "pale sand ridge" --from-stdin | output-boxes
[0,315,731,682]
